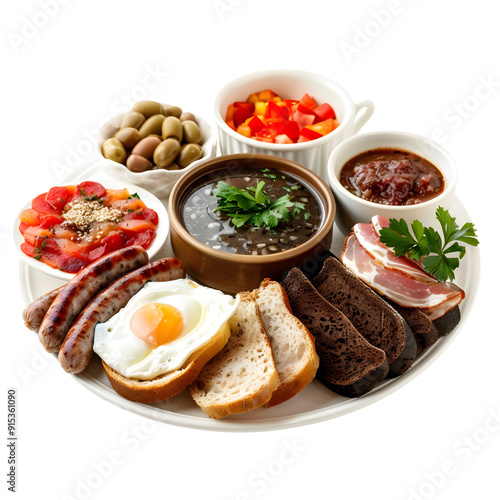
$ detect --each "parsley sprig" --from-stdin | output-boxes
[211,180,307,229]
[378,207,478,282]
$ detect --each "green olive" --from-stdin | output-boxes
[162,104,182,117]
[101,137,127,164]
[126,154,152,172]
[161,116,183,141]
[182,120,202,144]
[120,111,146,129]
[132,100,163,118]
[138,114,166,139]
[153,138,181,168]
[114,127,141,150]
[131,136,162,160]
[177,143,202,168]
[179,111,197,124]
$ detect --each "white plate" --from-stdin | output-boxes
[17,194,479,432]
[13,160,170,281]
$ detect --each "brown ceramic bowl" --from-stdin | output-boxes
[168,153,336,294]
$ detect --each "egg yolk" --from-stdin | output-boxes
[130,303,184,349]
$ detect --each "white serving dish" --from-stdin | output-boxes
[214,69,374,180]
[327,130,459,235]
[13,160,170,281]
[98,108,216,199]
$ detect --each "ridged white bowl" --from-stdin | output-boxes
[214,69,374,181]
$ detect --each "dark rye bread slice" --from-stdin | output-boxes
[386,302,460,354]
[281,268,389,397]
[311,256,417,378]
[386,300,439,355]
[434,306,461,338]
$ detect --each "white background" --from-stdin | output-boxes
[2,1,498,499]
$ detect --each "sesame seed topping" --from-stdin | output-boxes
[62,200,123,230]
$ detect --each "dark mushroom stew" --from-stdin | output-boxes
[182,168,322,255]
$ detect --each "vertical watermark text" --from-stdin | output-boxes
[6,389,17,493]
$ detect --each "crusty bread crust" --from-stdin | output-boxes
[102,322,231,404]
[190,292,280,419]
[254,279,319,408]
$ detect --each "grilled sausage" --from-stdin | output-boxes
[22,285,65,333]
[38,246,149,353]
[58,257,185,374]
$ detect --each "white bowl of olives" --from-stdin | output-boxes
[98,100,216,199]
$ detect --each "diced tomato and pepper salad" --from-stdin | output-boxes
[225,88,340,144]
[18,181,159,273]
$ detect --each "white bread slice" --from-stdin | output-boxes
[190,292,280,419]
[254,279,319,408]
[102,321,231,404]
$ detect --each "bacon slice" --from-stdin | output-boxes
[370,214,390,235]
[370,215,444,277]
[353,222,435,282]
[340,230,465,321]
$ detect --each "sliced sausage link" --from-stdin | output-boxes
[38,246,149,353]
[22,285,65,333]
[58,257,185,373]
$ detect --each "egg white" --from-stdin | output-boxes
[93,279,238,380]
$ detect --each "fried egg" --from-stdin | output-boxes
[93,279,238,380]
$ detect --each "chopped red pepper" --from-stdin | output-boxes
[298,127,323,143]
[314,102,336,121]
[298,93,318,110]
[268,120,300,143]
[247,115,266,135]
[304,118,340,136]
[225,104,237,122]
[225,89,338,144]
[264,100,289,120]
[232,102,255,127]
